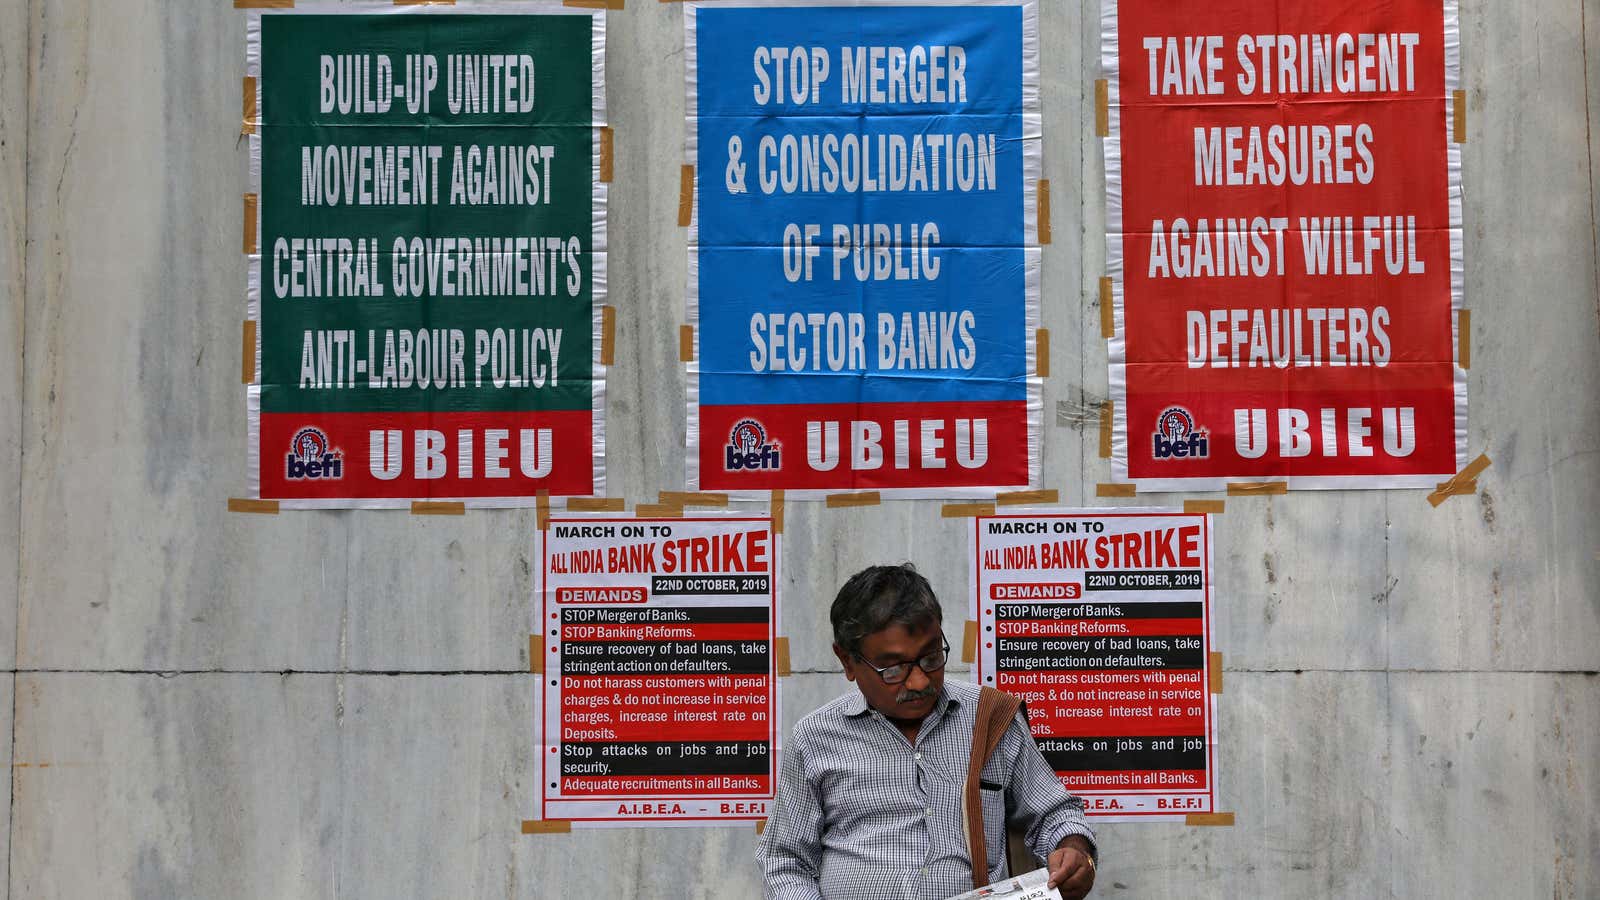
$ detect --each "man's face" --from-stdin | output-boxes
[834,620,945,722]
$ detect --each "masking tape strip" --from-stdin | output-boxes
[1458,309,1470,370]
[1037,179,1051,245]
[598,125,614,181]
[567,497,626,512]
[242,320,257,384]
[678,165,694,227]
[1096,483,1136,498]
[1185,812,1234,827]
[826,491,881,508]
[564,0,624,11]
[1185,499,1224,515]
[1428,453,1491,508]
[1431,479,1476,501]
[1456,453,1492,482]
[228,498,280,514]
[659,491,729,508]
[1208,652,1223,693]
[961,620,978,663]
[395,0,455,6]
[755,819,767,835]
[1098,401,1113,459]
[243,194,258,254]
[1098,277,1114,338]
[234,0,294,8]
[679,325,695,362]
[522,819,571,834]
[530,635,543,673]
[941,502,995,518]
[242,77,257,135]
[537,491,551,530]
[1452,90,1466,143]
[635,503,684,518]
[774,637,791,676]
[411,500,466,515]
[771,490,785,535]
[1035,329,1050,378]
[997,489,1058,506]
[600,305,616,366]
[1226,482,1288,496]
[1094,79,1110,136]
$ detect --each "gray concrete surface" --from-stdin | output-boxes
[0,0,26,672]
[1388,672,1600,898]
[1384,0,1600,674]
[3,6,26,884]
[2,0,1597,898]
[0,674,10,897]
[17,2,351,673]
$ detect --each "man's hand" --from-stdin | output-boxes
[1046,835,1095,900]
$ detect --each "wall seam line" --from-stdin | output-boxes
[1081,0,1092,493]
[334,496,352,900]
[2,667,1596,677]
[1583,0,1600,342]
[1383,477,1394,898]
[6,0,36,895]
[1384,664,1394,900]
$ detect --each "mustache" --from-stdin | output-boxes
[896,686,938,704]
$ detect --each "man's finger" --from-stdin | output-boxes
[1047,850,1085,888]
[1045,850,1072,887]
[1060,859,1095,899]
[1043,851,1068,883]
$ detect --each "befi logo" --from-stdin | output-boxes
[725,419,781,471]
[286,426,345,480]
[1152,407,1209,460]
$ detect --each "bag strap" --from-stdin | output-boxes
[966,686,1024,888]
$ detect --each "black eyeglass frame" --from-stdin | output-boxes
[851,637,951,684]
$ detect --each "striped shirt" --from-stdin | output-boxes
[756,679,1096,900]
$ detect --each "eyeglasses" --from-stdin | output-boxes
[853,637,951,684]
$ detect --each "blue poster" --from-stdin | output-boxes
[687,1,1041,497]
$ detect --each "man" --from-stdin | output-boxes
[757,564,1097,900]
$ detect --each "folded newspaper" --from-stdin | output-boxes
[944,868,1062,900]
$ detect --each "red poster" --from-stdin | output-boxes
[1104,0,1465,489]
[535,515,779,828]
[972,509,1218,821]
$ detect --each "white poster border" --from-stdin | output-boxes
[683,0,1042,501]
[244,0,609,509]
[1101,0,1468,492]
[969,505,1220,823]
[534,510,783,829]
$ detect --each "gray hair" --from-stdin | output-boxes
[830,564,942,654]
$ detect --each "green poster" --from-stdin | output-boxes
[245,3,606,507]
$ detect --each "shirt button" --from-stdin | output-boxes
[925,806,932,815]
[914,752,922,760]
[920,867,927,875]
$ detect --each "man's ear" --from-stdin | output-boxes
[832,643,856,681]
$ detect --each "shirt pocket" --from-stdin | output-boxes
[979,785,1008,877]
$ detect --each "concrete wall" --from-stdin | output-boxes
[4,1,1597,898]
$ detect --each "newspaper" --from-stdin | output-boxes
[944,867,1062,900]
